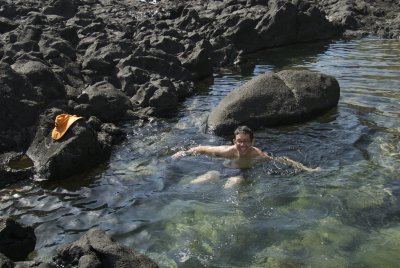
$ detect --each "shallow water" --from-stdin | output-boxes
[2,37,400,267]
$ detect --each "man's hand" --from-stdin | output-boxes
[171,150,187,159]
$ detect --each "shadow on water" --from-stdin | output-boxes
[237,39,333,76]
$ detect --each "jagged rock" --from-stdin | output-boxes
[84,81,132,123]
[11,59,66,100]
[180,40,213,80]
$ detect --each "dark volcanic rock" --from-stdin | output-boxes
[26,108,111,181]
[85,81,132,123]
[0,216,36,262]
[0,152,33,188]
[0,17,18,34]
[0,62,41,152]
[11,59,66,100]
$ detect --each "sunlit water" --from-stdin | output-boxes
[1,37,400,267]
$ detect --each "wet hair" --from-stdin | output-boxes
[234,125,254,140]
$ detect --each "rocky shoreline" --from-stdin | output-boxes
[0,0,399,266]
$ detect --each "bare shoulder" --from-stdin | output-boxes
[251,146,268,157]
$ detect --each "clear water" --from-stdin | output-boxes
[1,37,400,267]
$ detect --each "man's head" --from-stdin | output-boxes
[234,125,254,141]
[233,126,255,156]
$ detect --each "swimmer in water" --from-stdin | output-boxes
[172,125,320,188]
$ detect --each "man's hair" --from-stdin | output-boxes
[234,125,254,140]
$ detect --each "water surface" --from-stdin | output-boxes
[1,37,400,267]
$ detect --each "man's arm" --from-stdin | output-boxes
[264,155,320,172]
[172,145,233,159]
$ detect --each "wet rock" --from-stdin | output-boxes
[0,217,36,262]
[0,152,33,188]
[100,123,126,145]
[54,228,158,268]
[207,70,340,135]
[26,108,111,180]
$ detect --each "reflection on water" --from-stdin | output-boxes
[1,37,400,267]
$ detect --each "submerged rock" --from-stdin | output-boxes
[354,226,400,268]
[207,70,340,135]
[54,228,158,268]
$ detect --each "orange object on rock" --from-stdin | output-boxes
[51,114,83,140]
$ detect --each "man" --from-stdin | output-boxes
[172,125,319,188]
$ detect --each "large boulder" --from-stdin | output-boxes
[0,216,36,262]
[26,109,111,180]
[207,70,340,135]
[54,228,158,268]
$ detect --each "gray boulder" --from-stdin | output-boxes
[207,70,340,135]
[0,217,36,262]
[54,228,158,268]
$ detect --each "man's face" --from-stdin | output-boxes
[234,133,253,156]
